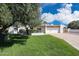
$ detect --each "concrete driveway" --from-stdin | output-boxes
[51,33,79,50]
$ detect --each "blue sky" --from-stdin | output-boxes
[41,3,79,25]
[41,3,63,14]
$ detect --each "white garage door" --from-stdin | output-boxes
[47,28,59,33]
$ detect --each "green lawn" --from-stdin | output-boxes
[0,35,79,56]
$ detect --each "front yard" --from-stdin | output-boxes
[0,35,79,56]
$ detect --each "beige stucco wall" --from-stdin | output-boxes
[45,25,64,34]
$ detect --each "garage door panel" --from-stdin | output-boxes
[47,28,59,33]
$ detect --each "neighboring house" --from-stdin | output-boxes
[7,26,17,34]
[7,24,67,35]
[7,26,26,34]
[35,24,67,34]
[44,24,66,33]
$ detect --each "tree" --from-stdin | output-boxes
[0,3,40,40]
[0,4,13,32]
[68,20,79,29]
[8,4,41,30]
[0,4,13,41]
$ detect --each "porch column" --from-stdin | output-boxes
[60,24,64,33]
[44,25,47,34]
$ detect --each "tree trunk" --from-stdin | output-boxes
[0,32,6,41]
[26,28,31,35]
[0,27,8,41]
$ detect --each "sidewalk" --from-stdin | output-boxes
[51,33,79,50]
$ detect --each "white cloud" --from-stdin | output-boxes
[41,3,79,25]
[41,13,55,22]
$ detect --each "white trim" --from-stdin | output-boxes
[31,33,45,35]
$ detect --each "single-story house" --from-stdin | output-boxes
[45,25,66,33]
[7,24,67,35]
[35,24,67,34]
[7,26,26,34]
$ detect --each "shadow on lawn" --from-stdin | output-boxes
[0,34,29,52]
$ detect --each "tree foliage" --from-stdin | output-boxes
[0,4,13,32]
[68,20,79,29]
[0,3,41,33]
